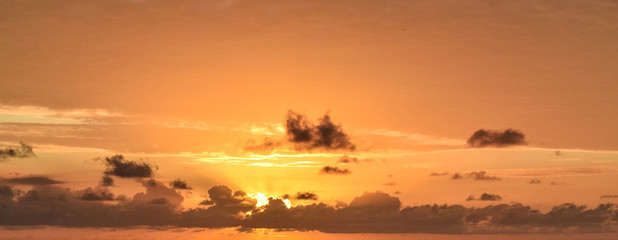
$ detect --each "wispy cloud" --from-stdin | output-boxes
[359,129,465,146]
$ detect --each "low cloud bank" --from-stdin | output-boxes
[0,183,616,233]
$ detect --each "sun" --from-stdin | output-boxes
[249,192,292,208]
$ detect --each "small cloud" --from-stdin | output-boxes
[169,179,192,190]
[529,179,541,184]
[79,187,116,201]
[244,138,282,151]
[430,172,448,176]
[383,181,397,186]
[555,151,562,156]
[338,155,360,163]
[550,181,567,186]
[101,155,155,178]
[0,141,35,161]
[99,175,114,187]
[452,171,501,181]
[285,110,355,151]
[294,192,318,200]
[466,193,503,201]
[467,129,526,148]
[4,176,62,185]
[600,195,618,199]
[466,171,501,181]
[319,166,350,175]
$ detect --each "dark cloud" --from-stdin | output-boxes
[430,172,448,176]
[149,198,169,205]
[79,187,116,201]
[204,185,256,212]
[337,155,360,163]
[555,151,562,156]
[600,195,618,199]
[319,166,350,175]
[100,175,114,187]
[466,193,503,201]
[384,181,396,186]
[4,176,62,185]
[0,185,13,198]
[0,184,616,233]
[451,171,501,181]
[466,129,526,148]
[0,142,35,161]
[529,178,541,184]
[294,192,318,201]
[285,110,355,151]
[102,155,155,178]
[465,171,501,181]
[169,179,192,190]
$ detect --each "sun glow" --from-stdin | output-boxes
[249,192,292,208]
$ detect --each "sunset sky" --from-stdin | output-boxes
[1,0,618,238]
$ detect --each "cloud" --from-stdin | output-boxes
[466,193,503,201]
[0,184,616,233]
[293,192,318,200]
[79,187,116,201]
[100,175,114,187]
[601,195,618,199]
[465,171,501,181]
[285,110,355,151]
[3,176,62,185]
[101,155,155,178]
[337,155,360,163]
[430,172,449,176]
[319,166,350,175]
[529,178,541,184]
[451,171,501,181]
[243,138,282,151]
[466,129,526,147]
[169,179,192,190]
[0,141,35,161]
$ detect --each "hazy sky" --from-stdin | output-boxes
[1,0,618,237]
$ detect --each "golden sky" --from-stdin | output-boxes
[1,0,618,236]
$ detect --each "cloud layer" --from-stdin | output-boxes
[0,183,616,233]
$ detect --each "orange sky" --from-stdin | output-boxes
[1,0,618,236]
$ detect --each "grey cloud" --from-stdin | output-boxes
[467,129,526,148]
[169,179,192,190]
[338,155,360,163]
[0,142,35,161]
[285,110,355,151]
[451,171,501,181]
[4,176,62,185]
[466,193,503,201]
[102,155,155,178]
[430,172,449,176]
[0,184,616,233]
[294,192,318,200]
[600,195,618,199]
[79,187,116,201]
[100,175,114,187]
[529,178,541,184]
[319,166,350,175]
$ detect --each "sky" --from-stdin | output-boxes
[1,0,618,238]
